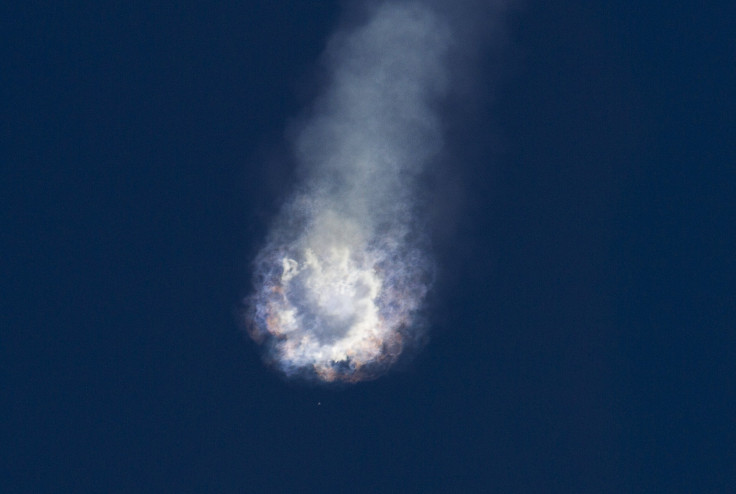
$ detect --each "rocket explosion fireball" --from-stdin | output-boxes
[250,206,431,382]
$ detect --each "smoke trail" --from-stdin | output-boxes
[247,1,504,383]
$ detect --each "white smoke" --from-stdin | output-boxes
[247,0,508,383]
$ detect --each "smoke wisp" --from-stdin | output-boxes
[247,1,501,383]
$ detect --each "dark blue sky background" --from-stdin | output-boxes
[3,2,734,492]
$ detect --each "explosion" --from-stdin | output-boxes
[245,1,507,383]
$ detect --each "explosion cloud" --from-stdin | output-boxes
[247,1,504,383]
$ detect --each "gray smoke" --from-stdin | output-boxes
[247,0,510,383]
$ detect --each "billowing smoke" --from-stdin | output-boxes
[247,1,506,383]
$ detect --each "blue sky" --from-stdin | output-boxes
[3,2,734,491]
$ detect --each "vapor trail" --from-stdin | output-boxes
[247,1,503,383]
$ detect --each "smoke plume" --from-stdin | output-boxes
[246,0,507,383]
